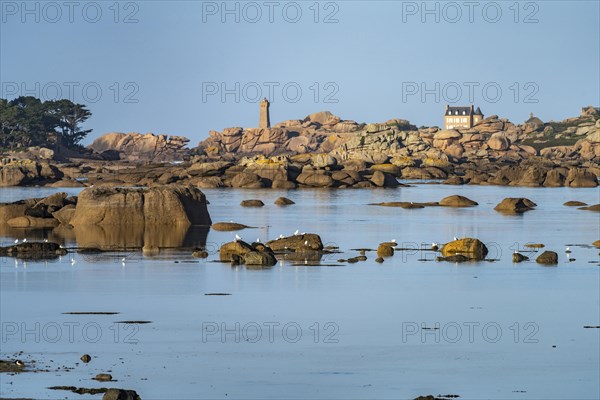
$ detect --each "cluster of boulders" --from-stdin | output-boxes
[183,154,402,189]
[219,233,325,267]
[0,159,77,187]
[0,192,77,228]
[199,111,390,156]
[1,107,598,188]
[88,132,190,162]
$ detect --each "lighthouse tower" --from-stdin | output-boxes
[259,98,270,128]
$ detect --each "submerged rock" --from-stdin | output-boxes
[211,222,251,231]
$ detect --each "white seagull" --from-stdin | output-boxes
[234,234,242,242]
[294,230,299,235]
[279,234,284,239]
[256,238,261,243]
[565,247,571,254]
[22,238,27,243]
[391,239,397,244]
[453,236,458,241]
[70,257,76,265]
[304,240,309,246]
[14,239,18,244]
[44,239,48,243]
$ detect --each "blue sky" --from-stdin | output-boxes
[1,1,599,145]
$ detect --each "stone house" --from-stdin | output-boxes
[444,105,483,129]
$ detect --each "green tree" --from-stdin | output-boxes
[46,99,92,147]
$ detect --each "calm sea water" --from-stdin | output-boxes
[1,185,599,399]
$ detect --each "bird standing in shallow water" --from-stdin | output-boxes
[565,247,571,254]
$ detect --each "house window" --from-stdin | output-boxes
[463,111,466,115]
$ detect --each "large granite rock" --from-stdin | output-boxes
[70,185,211,227]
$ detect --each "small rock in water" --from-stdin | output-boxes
[375,257,384,263]
[240,199,264,207]
[274,197,295,206]
[94,373,113,382]
[512,253,528,263]
[536,251,558,265]
[563,200,587,206]
[211,222,250,231]
[377,244,394,257]
[192,249,209,258]
[80,354,91,363]
[525,243,545,249]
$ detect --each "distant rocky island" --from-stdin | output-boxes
[1,105,598,189]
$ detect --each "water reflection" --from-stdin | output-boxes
[0,223,209,250]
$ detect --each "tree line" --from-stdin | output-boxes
[0,96,92,150]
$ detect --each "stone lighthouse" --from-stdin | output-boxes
[259,98,270,128]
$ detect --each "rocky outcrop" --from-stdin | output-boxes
[0,160,63,187]
[70,185,211,227]
[88,132,190,162]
